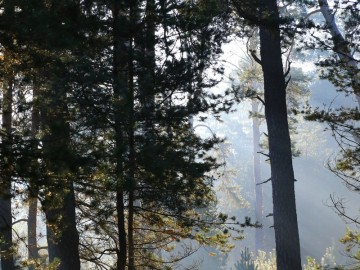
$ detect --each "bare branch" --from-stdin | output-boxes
[284,61,291,78]
[257,151,269,157]
[12,218,27,225]
[285,75,291,90]
[250,50,262,65]
[257,178,272,185]
[256,95,265,105]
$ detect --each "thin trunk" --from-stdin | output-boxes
[0,50,16,270]
[112,1,128,269]
[27,197,38,268]
[28,82,41,269]
[127,190,135,270]
[259,0,302,269]
[116,190,127,270]
[127,67,135,270]
[252,100,264,253]
[41,81,80,270]
[318,0,360,103]
[140,0,156,124]
[127,2,136,268]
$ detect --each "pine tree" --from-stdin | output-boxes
[231,0,302,268]
[0,44,16,270]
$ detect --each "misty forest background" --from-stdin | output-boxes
[0,0,359,270]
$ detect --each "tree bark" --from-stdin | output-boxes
[259,0,302,269]
[252,100,264,253]
[27,196,39,269]
[127,36,136,270]
[112,1,129,269]
[318,0,360,104]
[28,81,41,269]
[0,49,16,270]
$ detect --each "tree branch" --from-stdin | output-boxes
[257,178,272,185]
[250,50,262,65]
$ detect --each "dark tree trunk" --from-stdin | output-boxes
[45,186,79,270]
[35,1,81,267]
[112,1,129,269]
[27,196,39,268]
[127,2,137,269]
[252,100,264,253]
[127,38,136,270]
[116,190,127,270]
[41,81,80,270]
[28,82,41,269]
[0,50,16,270]
[127,189,135,270]
[259,0,302,269]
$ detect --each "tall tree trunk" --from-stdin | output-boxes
[127,2,137,269]
[259,0,302,269]
[0,50,16,270]
[27,197,39,269]
[36,1,81,266]
[41,80,80,270]
[127,42,135,270]
[252,100,264,253]
[112,1,128,269]
[318,0,360,103]
[28,83,41,269]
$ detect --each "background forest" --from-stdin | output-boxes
[0,0,359,270]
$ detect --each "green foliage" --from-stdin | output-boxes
[234,53,311,158]
[340,228,360,264]
[0,0,239,268]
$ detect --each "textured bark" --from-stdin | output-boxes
[0,50,16,270]
[259,0,302,269]
[252,100,264,253]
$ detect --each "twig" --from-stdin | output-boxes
[257,178,272,185]
[284,61,291,77]
[12,218,28,225]
[285,75,291,90]
[256,95,265,106]
[257,151,269,157]
[250,50,262,65]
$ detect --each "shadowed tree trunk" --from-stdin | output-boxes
[252,100,265,253]
[40,76,80,270]
[259,0,302,269]
[0,49,16,270]
[112,1,128,269]
[126,1,137,268]
[28,82,40,269]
